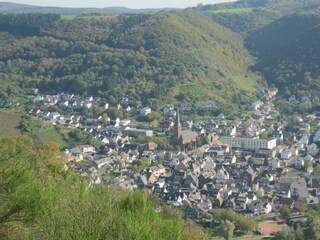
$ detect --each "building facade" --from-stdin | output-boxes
[219,137,277,150]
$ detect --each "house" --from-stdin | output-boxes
[85,102,93,109]
[148,164,165,177]
[281,149,292,160]
[94,157,113,169]
[194,100,216,109]
[123,127,153,137]
[304,154,314,162]
[295,158,305,169]
[248,199,271,215]
[301,96,311,104]
[59,101,69,108]
[144,142,158,151]
[217,113,225,120]
[214,166,230,180]
[140,107,151,116]
[184,173,198,188]
[307,143,318,156]
[270,158,281,168]
[239,167,256,182]
[120,119,131,126]
[250,101,263,111]
[235,195,248,211]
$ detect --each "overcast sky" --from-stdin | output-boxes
[3,0,234,9]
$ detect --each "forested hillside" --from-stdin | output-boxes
[0,12,263,108]
[0,2,168,14]
[247,10,320,97]
[0,136,209,239]
[192,0,320,98]
[0,0,319,106]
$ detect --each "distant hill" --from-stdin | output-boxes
[192,0,320,35]
[0,2,173,14]
[0,11,263,110]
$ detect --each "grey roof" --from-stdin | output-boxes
[181,130,198,140]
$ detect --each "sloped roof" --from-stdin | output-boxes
[181,130,198,140]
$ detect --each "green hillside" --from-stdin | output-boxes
[191,0,320,98]
[0,110,21,137]
[246,10,320,97]
[0,12,262,109]
[0,136,210,239]
[194,0,320,35]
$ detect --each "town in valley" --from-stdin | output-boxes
[3,86,320,236]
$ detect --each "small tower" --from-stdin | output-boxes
[174,108,182,141]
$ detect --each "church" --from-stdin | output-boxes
[171,109,198,148]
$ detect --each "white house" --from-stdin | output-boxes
[120,119,131,126]
[51,112,61,120]
[281,149,292,160]
[270,158,281,168]
[140,107,151,116]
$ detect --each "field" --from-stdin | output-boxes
[229,75,261,92]
[209,8,253,14]
[30,126,68,148]
[61,15,77,20]
[0,110,21,137]
[172,83,212,101]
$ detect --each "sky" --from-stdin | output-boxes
[2,0,234,9]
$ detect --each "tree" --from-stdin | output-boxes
[295,224,304,240]
[308,216,320,240]
[280,205,291,218]
[147,112,163,122]
[150,120,159,130]
[256,189,264,199]
[217,220,235,240]
[102,113,109,123]
[264,156,270,166]
[314,164,320,175]
[294,201,308,212]
[260,131,269,139]
[184,220,210,240]
[304,160,313,170]
[273,226,295,240]
[107,107,123,120]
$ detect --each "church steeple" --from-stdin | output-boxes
[174,108,182,140]
[176,108,181,127]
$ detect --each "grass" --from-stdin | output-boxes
[172,82,212,100]
[0,110,22,137]
[209,8,253,14]
[228,75,261,92]
[61,15,77,20]
[30,126,68,148]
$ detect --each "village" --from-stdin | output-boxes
[4,87,320,236]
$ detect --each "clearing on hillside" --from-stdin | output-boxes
[0,110,21,137]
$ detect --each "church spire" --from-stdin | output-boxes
[176,107,181,127]
[174,107,182,140]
